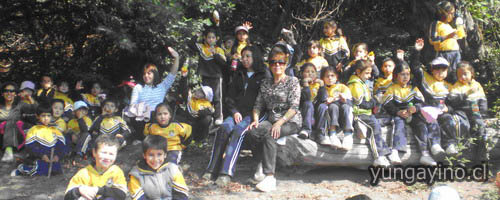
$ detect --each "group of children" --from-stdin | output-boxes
[0,0,490,196]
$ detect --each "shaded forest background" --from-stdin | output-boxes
[0,0,498,116]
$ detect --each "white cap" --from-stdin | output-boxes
[430,57,449,67]
[74,100,88,111]
[201,85,213,102]
[234,26,249,34]
[20,81,35,91]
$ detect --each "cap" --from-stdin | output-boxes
[20,81,35,92]
[430,57,449,68]
[234,26,249,34]
[74,101,88,111]
[201,85,213,102]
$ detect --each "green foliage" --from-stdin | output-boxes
[0,0,234,87]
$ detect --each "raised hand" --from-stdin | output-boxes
[242,21,253,30]
[415,38,424,51]
[167,47,179,58]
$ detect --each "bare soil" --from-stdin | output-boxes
[0,135,497,200]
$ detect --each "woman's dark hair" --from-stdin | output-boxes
[271,43,290,55]
[142,63,161,87]
[0,82,20,107]
[320,66,338,80]
[142,135,168,154]
[241,45,265,72]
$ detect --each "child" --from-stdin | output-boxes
[231,21,252,61]
[348,60,390,167]
[50,99,67,134]
[429,1,466,84]
[36,75,56,104]
[411,38,454,156]
[88,98,131,148]
[189,27,226,125]
[144,103,192,164]
[64,134,127,200]
[340,43,379,86]
[319,20,350,71]
[381,61,438,165]
[298,63,323,139]
[316,67,354,150]
[221,35,235,58]
[19,81,37,130]
[128,135,189,200]
[448,61,488,162]
[296,40,329,74]
[11,105,67,176]
[19,81,36,104]
[67,101,93,157]
[374,58,396,122]
[276,28,299,76]
[188,86,215,118]
[54,80,74,121]
[74,81,104,119]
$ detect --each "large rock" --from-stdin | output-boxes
[276,119,500,170]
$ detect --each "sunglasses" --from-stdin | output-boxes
[3,89,16,93]
[270,60,286,65]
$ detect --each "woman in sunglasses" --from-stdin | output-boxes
[247,52,302,192]
[0,82,37,162]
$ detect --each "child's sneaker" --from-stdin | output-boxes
[10,169,18,177]
[420,155,437,166]
[373,156,390,167]
[298,130,309,139]
[318,134,332,146]
[446,144,458,155]
[431,144,445,156]
[388,150,401,164]
[256,175,276,192]
[202,172,212,181]
[328,134,342,149]
[342,134,353,151]
[1,150,14,162]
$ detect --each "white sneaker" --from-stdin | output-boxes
[256,175,276,192]
[430,144,445,156]
[420,155,437,166]
[214,117,223,125]
[10,169,18,177]
[329,134,342,149]
[342,134,353,151]
[318,134,332,146]
[388,150,402,164]
[373,156,390,167]
[298,130,309,139]
[253,162,265,182]
[1,151,14,162]
[446,144,458,155]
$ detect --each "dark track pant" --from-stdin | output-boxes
[356,114,390,158]
[410,115,441,152]
[316,103,354,136]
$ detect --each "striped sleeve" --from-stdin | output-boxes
[128,175,145,200]
[169,164,189,199]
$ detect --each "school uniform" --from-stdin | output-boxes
[374,76,394,123]
[65,164,127,200]
[144,122,192,164]
[382,83,425,152]
[315,83,353,136]
[319,36,349,68]
[429,20,465,83]
[348,75,390,158]
[295,56,329,75]
[67,116,92,155]
[13,125,67,176]
[300,82,321,135]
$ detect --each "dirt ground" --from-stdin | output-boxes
[0,135,497,200]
